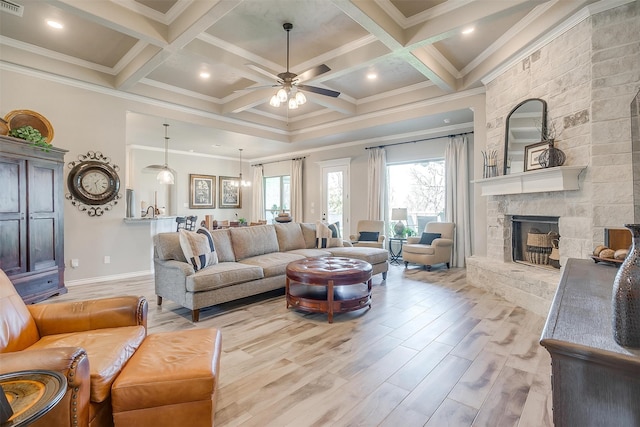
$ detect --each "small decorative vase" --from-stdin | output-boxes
[538,141,566,168]
[612,224,640,347]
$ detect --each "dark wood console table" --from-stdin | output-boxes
[540,258,640,427]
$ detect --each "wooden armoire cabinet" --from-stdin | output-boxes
[0,135,67,303]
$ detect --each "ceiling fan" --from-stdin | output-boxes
[245,23,340,109]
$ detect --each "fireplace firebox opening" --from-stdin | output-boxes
[511,215,560,269]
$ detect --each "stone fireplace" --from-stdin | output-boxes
[466,3,638,317]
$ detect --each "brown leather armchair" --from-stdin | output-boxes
[0,268,148,427]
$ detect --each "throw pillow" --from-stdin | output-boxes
[315,221,333,248]
[358,231,379,242]
[196,227,215,251]
[328,222,341,238]
[419,232,441,245]
[178,229,218,271]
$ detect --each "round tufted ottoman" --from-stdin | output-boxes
[285,256,372,323]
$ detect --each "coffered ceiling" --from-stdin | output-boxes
[0,0,596,159]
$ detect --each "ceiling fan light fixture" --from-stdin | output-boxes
[295,91,306,105]
[269,95,281,107]
[277,88,288,102]
[288,98,298,109]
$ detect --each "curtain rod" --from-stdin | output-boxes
[364,131,474,150]
[251,156,306,167]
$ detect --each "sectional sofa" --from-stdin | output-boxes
[153,222,389,321]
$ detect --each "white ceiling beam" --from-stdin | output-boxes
[332,0,459,92]
[404,0,546,47]
[222,89,275,114]
[50,0,168,46]
[117,1,241,90]
[305,93,357,116]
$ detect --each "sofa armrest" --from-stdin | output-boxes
[406,236,421,244]
[433,238,453,248]
[28,296,148,336]
[342,240,353,247]
[1,347,91,427]
[377,235,386,243]
[155,258,195,276]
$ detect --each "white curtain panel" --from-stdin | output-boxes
[367,148,386,220]
[445,136,471,267]
[291,158,303,222]
[251,165,264,222]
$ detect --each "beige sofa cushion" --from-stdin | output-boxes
[209,228,235,262]
[239,252,305,278]
[300,223,317,249]
[185,262,264,292]
[230,225,279,261]
[154,233,187,262]
[328,246,389,265]
[275,223,306,251]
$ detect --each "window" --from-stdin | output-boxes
[264,175,290,223]
[387,160,445,236]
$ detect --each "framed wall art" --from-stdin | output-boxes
[524,141,552,172]
[189,174,215,209]
[219,176,241,208]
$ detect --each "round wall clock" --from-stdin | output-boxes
[66,151,122,216]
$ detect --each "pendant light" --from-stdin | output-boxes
[236,149,251,187]
[143,123,175,185]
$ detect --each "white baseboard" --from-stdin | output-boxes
[65,270,152,287]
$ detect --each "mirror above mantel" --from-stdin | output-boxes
[504,98,547,175]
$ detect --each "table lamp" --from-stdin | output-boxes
[391,208,408,237]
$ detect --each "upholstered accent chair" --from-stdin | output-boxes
[349,220,386,249]
[402,222,455,270]
[0,268,148,427]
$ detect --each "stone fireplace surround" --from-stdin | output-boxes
[467,3,638,317]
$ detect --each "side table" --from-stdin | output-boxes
[388,238,406,265]
[1,370,66,426]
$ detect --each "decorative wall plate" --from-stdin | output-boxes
[66,151,121,216]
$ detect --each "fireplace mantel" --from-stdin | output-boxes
[473,166,586,196]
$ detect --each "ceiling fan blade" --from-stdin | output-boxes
[297,85,340,98]
[296,64,331,83]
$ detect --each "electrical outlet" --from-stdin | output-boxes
[104,256,111,264]
[71,259,79,268]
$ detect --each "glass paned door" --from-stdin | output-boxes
[321,162,349,238]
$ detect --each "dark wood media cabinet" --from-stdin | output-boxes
[540,258,640,427]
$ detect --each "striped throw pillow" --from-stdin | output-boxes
[178,229,218,271]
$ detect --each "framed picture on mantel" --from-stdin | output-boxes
[189,174,215,209]
[219,176,241,208]
[524,141,551,172]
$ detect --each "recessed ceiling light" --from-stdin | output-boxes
[444,118,451,124]
[366,73,377,80]
[199,71,210,79]
[461,27,474,35]
[47,20,63,29]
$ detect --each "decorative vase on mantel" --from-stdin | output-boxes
[612,224,640,348]
[538,139,566,168]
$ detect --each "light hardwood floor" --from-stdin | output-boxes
[48,264,554,426]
